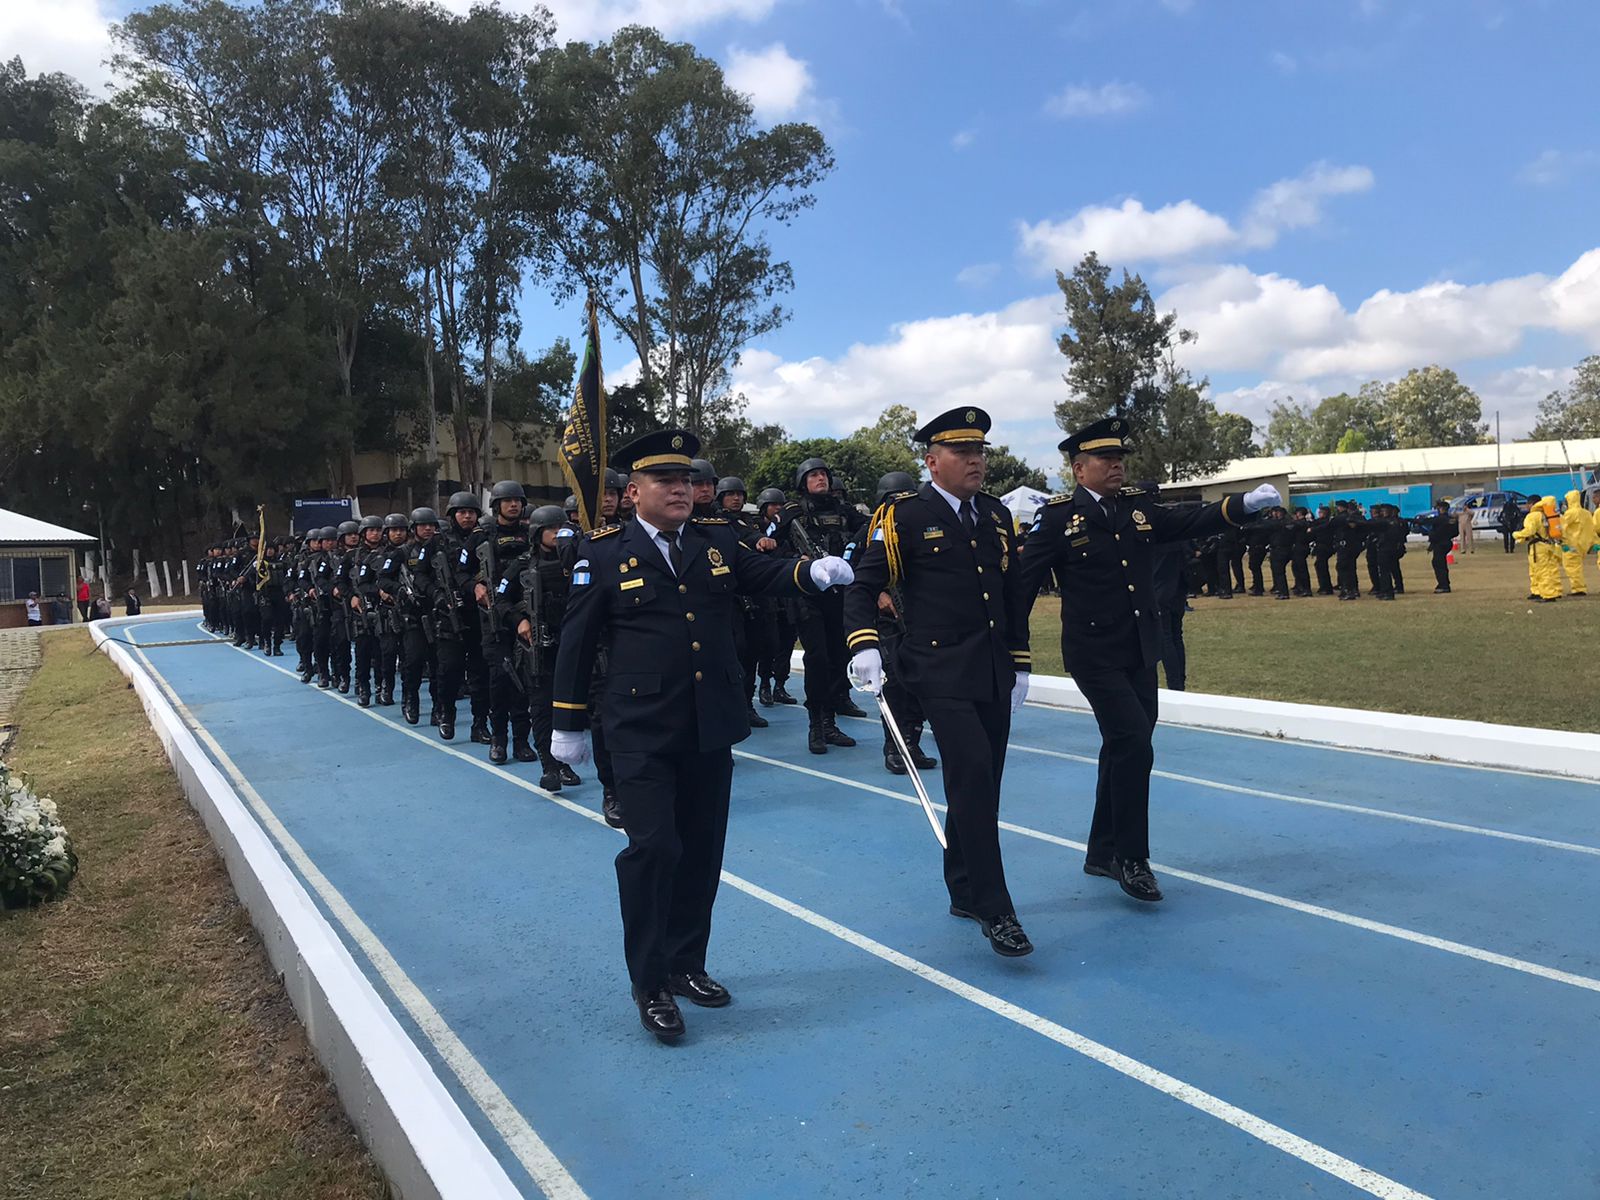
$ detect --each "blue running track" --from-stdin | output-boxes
[109,614,1600,1199]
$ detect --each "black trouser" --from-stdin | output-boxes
[312,607,335,674]
[588,658,614,793]
[528,667,554,766]
[1391,552,1405,593]
[1268,550,1291,597]
[1158,608,1186,691]
[796,589,849,719]
[921,694,1015,920]
[1246,546,1267,593]
[353,612,379,692]
[734,603,764,705]
[760,607,797,683]
[1212,544,1234,595]
[611,745,735,991]
[257,594,289,648]
[1431,544,1451,588]
[1371,549,1394,597]
[881,636,927,751]
[1335,548,1362,596]
[328,610,352,682]
[1290,551,1310,595]
[1314,550,1335,593]
[1073,662,1160,863]
[294,605,314,671]
[376,614,399,695]
[401,623,435,706]
[485,633,529,742]
[1502,528,1515,552]
[459,615,489,721]
[433,634,467,719]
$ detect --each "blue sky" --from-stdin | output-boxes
[14,0,1600,473]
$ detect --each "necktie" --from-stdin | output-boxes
[959,499,976,536]
[1101,495,1117,523]
[659,531,683,576]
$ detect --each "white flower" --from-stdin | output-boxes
[38,798,58,818]
[42,835,67,861]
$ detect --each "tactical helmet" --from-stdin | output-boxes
[410,507,440,527]
[690,458,717,485]
[563,493,579,515]
[359,515,383,532]
[446,490,481,515]
[311,527,330,541]
[715,476,748,501]
[528,504,566,531]
[337,520,360,536]
[489,480,525,509]
[874,471,917,505]
[604,468,626,492]
[382,512,409,531]
[794,457,830,491]
[757,487,785,508]
[477,513,494,529]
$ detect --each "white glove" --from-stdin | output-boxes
[809,556,855,589]
[550,728,590,766]
[1011,671,1029,715]
[1243,484,1283,513]
[850,648,884,695]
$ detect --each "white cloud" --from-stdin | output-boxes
[723,42,814,121]
[1043,81,1150,119]
[955,262,1002,287]
[1019,199,1236,270]
[1518,148,1600,187]
[534,0,779,41]
[951,128,977,151]
[0,0,118,94]
[1240,161,1374,247]
[1268,50,1298,74]
[1157,265,1347,372]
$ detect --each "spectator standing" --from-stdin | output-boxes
[1498,498,1521,553]
[92,595,112,621]
[124,589,143,616]
[76,577,91,621]
[25,592,43,626]
[1456,502,1475,554]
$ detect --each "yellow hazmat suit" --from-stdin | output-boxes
[1559,490,1595,596]
[1514,504,1562,600]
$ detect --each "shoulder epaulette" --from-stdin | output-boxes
[585,524,621,540]
[1120,486,1147,498]
[888,490,917,504]
[1045,492,1075,506]
[692,516,730,525]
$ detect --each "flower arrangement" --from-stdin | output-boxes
[0,760,78,910]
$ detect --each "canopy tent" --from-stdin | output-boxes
[999,485,1055,526]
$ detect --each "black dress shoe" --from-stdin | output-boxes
[402,697,420,725]
[823,719,855,747]
[512,738,537,763]
[758,680,773,707]
[430,707,440,726]
[834,697,868,719]
[1118,858,1164,902]
[470,718,492,745]
[884,748,907,775]
[539,768,562,791]
[980,913,1034,957]
[317,673,331,689]
[1083,857,1117,879]
[908,741,937,770]
[558,763,581,787]
[807,724,827,755]
[337,677,350,694]
[439,720,455,741]
[772,683,798,705]
[602,790,625,830]
[948,904,979,922]
[633,987,685,1041]
[489,741,508,765]
[747,706,769,728]
[667,971,731,1008]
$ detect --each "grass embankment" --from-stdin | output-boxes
[0,630,388,1200]
[1028,547,1598,734]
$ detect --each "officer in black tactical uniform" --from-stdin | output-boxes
[1020,417,1280,905]
[689,459,718,519]
[846,408,1033,957]
[383,507,445,726]
[255,538,290,655]
[327,519,364,693]
[1333,501,1368,600]
[1289,507,1314,597]
[368,515,410,704]
[1264,506,1295,599]
[1308,505,1337,595]
[441,492,491,742]
[780,457,867,754]
[753,487,799,707]
[716,475,777,729]
[493,503,580,789]
[548,428,854,1042]
[348,515,386,707]
[1412,501,1456,592]
[475,481,533,766]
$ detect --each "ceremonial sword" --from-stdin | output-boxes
[848,659,946,849]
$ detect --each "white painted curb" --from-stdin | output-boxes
[793,650,1600,782]
[91,613,525,1200]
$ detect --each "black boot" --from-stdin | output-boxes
[747,705,769,729]
[379,687,394,707]
[429,706,440,727]
[317,671,331,689]
[439,712,455,740]
[823,715,856,748]
[356,685,371,709]
[884,746,907,775]
[834,696,868,719]
[512,736,537,763]
[602,790,625,830]
[772,682,798,705]
[539,763,562,790]
[337,676,350,695]
[402,694,420,725]
[558,763,581,787]
[470,717,491,745]
[759,680,774,707]
[907,730,937,770]
[489,740,508,765]
[808,721,827,755]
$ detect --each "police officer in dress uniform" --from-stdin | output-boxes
[1019,417,1280,903]
[547,429,855,1042]
[845,408,1035,957]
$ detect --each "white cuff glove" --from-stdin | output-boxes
[809,556,855,589]
[1243,484,1283,513]
[1011,671,1029,715]
[550,728,591,766]
[849,648,884,695]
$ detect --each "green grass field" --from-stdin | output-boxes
[1028,543,1598,734]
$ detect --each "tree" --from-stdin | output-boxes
[1528,356,1600,440]
[538,27,832,429]
[983,446,1048,495]
[1262,398,1315,454]
[842,404,921,478]
[1263,388,1393,454]
[1382,365,1486,448]
[1208,411,1257,463]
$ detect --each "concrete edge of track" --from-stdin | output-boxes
[788,650,1600,782]
[89,612,524,1200]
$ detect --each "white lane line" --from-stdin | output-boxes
[185,621,1434,1199]
[127,631,589,1200]
[733,747,1600,997]
[835,710,1600,859]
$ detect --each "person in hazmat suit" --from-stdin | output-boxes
[1558,489,1594,597]
[1514,498,1563,601]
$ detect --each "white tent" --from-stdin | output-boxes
[999,486,1055,525]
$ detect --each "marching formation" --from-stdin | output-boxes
[200,411,1284,1043]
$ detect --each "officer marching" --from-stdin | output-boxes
[1019,417,1280,903]
[548,429,855,1042]
[844,407,1035,958]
